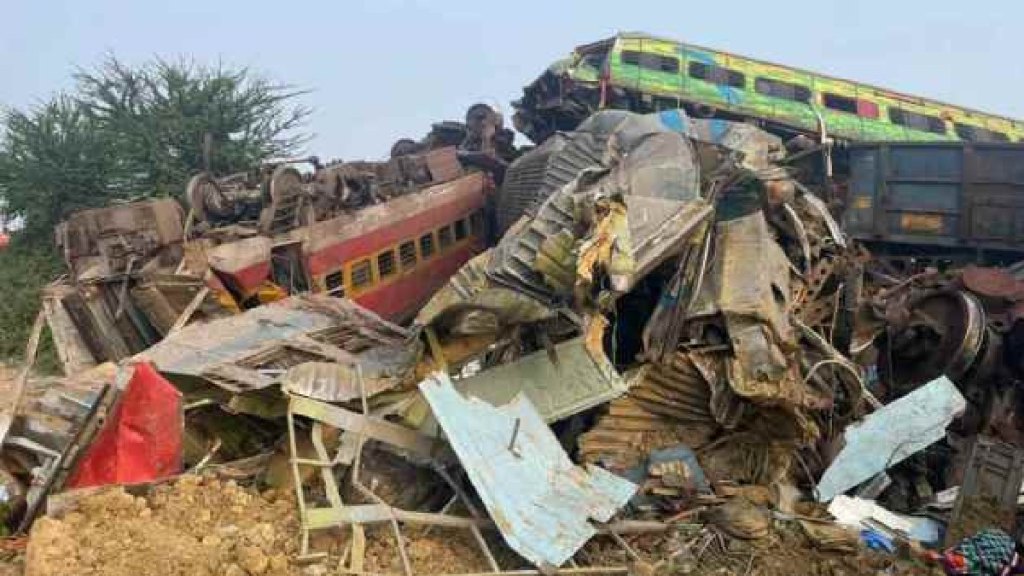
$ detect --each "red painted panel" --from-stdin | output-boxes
[354,243,480,320]
[306,193,484,275]
[222,263,272,294]
[67,363,183,488]
[857,99,880,119]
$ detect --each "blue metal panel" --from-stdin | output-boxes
[816,376,965,502]
[888,183,960,212]
[419,373,636,568]
[888,147,961,180]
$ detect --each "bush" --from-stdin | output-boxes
[0,239,64,372]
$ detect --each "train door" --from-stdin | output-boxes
[271,240,310,294]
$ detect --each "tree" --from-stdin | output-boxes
[0,56,311,237]
[75,57,311,197]
[0,96,121,240]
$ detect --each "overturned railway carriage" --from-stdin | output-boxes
[49,147,493,368]
[219,171,489,321]
[514,32,1024,145]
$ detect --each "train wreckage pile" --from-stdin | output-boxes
[3,106,1024,576]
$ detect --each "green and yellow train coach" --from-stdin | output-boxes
[513,32,1024,145]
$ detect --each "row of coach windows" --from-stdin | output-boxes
[620,50,680,73]
[754,78,811,103]
[340,211,483,294]
[621,52,1013,140]
[954,123,1010,142]
[888,109,947,135]
[688,61,745,88]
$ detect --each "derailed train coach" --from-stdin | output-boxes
[46,105,516,369]
[513,32,1024,146]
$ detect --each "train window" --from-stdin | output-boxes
[754,78,811,103]
[954,123,1010,142]
[822,93,858,114]
[438,225,454,249]
[889,108,947,135]
[688,61,744,88]
[325,270,344,297]
[454,218,468,241]
[641,53,679,73]
[377,250,396,278]
[622,50,678,73]
[350,260,372,289]
[399,241,417,270]
[419,233,435,259]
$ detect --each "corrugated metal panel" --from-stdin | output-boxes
[419,373,636,568]
[139,295,414,394]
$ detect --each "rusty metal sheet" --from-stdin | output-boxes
[691,212,793,342]
[689,212,831,422]
[282,352,415,403]
[424,146,463,183]
[138,295,416,394]
[419,373,636,569]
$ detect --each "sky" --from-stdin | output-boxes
[2,0,1021,161]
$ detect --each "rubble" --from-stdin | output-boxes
[815,376,966,502]
[7,95,1024,576]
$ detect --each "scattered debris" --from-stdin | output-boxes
[946,436,1024,545]
[816,376,966,502]
[6,85,1024,576]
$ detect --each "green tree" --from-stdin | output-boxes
[0,56,310,237]
[0,96,120,240]
[75,56,311,197]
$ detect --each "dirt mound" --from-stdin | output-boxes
[25,476,299,576]
[21,475,514,576]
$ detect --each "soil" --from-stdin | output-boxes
[13,475,514,576]
[364,527,499,575]
[24,476,301,576]
[0,470,956,576]
[0,363,13,397]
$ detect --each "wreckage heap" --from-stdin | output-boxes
[4,106,1024,576]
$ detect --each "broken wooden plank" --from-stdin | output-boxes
[0,309,46,446]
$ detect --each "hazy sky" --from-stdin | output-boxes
[2,0,1020,161]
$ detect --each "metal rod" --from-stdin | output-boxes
[605,531,640,563]
[433,466,501,573]
[286,400,311,557]
[508,418,521,457]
